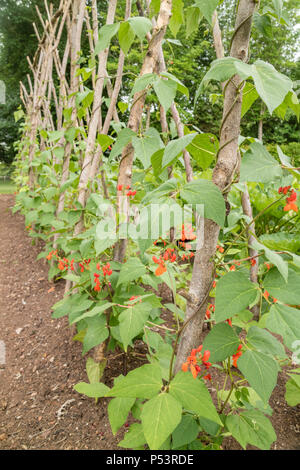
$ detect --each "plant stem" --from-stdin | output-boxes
[220,195,286,262]
[220,358,235,413]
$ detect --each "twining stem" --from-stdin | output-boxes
[146,322,176,333]
[174,0,260,372]
[168,193,281,378]
[271,213,298,233]
[219,358,235,414]
[168,276,215,383]
[219,194,286,262]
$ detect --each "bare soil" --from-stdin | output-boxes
[0,194,299,450]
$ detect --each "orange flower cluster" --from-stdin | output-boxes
[153,248,176,276]
[117,184,130,191]
[227,258,257,271]
[216,244,224,253]
[128,295,142,305]
[181,224,196,242]
[181,252,195,261]
[263,290,270,300]
[93,262,113,292]
[46,250,58,261]
[263,290,277,303]
[126,190,137,197]
[58,257,74,272]
[227,260,245,271]
[94,273,101,291]
[177,224,197,258]
[153,238,167,247]
[182,345,212,380]
[284,189,298,213]
[279,187,298,212]
[232,344,243,368]
[117,184,137,197]
[278,185,291,195]
[162,248,177,263]
[205,303,215,320]
[102,262,113,276]
[152,256,166,276]
[79,259,91,273]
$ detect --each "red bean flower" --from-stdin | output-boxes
[58,261,65,271]
[278,185,291,195]
[181,223,196,242]
[128,295,142,305]
[263,290,270,300]
[182,346,212,380]
[202,350,210,363]
[94,281,101,292]
[102,263,113,276]
[232,344,243,368]
[284,189,298,213]
[203,374,212,381]
[79,263,84,273]
[205,303,215,320]
[46,250,58,261]
[278,187,298,213]
[152,250,176,276]
[155,262,166,276]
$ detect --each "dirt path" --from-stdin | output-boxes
[0,195,121,450]
[0,194,299,450]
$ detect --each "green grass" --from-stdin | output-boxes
[0,179,16,194]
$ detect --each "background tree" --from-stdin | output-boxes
[1,0,299,166]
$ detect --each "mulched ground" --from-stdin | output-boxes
[0,194,299,450]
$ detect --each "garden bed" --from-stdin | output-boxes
[0,195,299,450]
